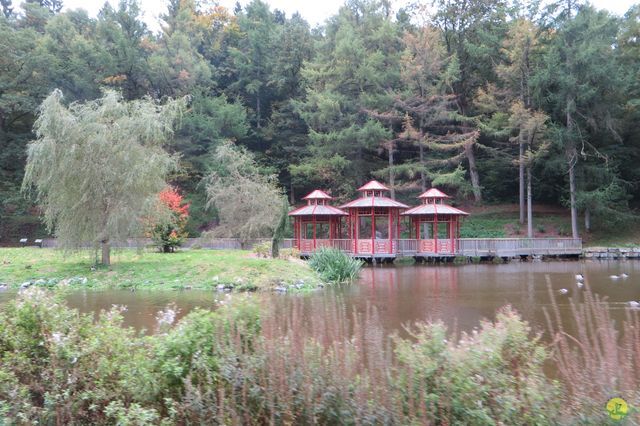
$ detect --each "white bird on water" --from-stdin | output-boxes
[628,301,640,308]
[610,275,620,280]
[576,282,584,289]
[621,273,629,278]
[575,274,584,281]
[558,288,569,295]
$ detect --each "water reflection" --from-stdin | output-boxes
[0,260,639,337]
[345,260,640,336]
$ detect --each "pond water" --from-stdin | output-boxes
[1,260,639,337]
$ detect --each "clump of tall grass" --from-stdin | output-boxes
[545,285,640,424]
[308,247,363,283]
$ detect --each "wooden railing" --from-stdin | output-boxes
[456,238,582,257]
[292,239,352,253]
[397,239,418,255]
[37,237,582,257]
[291,237,582,257]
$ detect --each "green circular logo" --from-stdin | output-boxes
[606,397,629,420]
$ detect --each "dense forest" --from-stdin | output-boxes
[1,0,639,241]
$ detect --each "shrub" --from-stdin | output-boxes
[536,223,546,233]
[149,187,189,253]
[252,241,271,258]
[394,307,559,425]
[308,247,363,283]
[278,247,300,259]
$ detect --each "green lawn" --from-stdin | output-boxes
[0,248,319,291]
[460,204,640,247]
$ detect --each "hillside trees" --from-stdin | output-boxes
[0,0,639,243]
[533,4,628,236]
[294,0,403,195]
[22,90,185,265]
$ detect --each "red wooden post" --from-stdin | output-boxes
[434,211,438,254]
[371,206,376,255]
[387,209,393,254]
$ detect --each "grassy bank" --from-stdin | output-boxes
[0,248,320,291]
[461,204,640,247]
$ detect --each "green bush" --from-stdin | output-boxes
[278,247,300,259]
[394,307,559,425]
[308,247,363,283]
[252,241,271,258]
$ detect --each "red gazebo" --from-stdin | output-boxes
[402,188,468,255]
[340,180,408,257]
[289,190,347,254]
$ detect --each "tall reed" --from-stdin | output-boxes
[545,285,640,424]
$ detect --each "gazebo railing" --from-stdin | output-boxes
[397,239,418,255]
[293,238,352,253]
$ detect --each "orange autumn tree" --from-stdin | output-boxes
[151,186,190,252]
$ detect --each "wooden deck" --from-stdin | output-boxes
[286,238,583,259]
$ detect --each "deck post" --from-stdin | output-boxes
[371,206,376,256]
[313,214,316,250]
[388,209,392,254]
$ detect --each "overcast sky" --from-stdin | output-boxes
[60,0,638,33]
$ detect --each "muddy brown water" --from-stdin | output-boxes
[1,260,639,338]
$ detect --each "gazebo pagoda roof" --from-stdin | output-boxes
[302,189,333,200]
[402,204,468,216]
[357,180,390,191]
[418,188,451,199]
[288,205,347,216]
[339,197,409,209]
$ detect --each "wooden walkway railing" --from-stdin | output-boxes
[37,237,582,257]
[288,238,582,257]
[453,238,582,257]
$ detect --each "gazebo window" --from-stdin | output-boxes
[359,216,372,239]
[304,222,314,239]
[375,216,389,239]
[438,221,450,239]
[420,221,434,239]
[316,222,330,239]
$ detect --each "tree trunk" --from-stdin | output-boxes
[388,140,395,199]
[419,140,426,192]
[465,143,482,203]
[289,180,295,205]
[519,140,525,225]
[568,154,579,239]
[527,166,533,238]
[566,101,579,239]
[256,94,261,129]
[585,209,591,232]
[356,145,363,186]
[101,240,110,266]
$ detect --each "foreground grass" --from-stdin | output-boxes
[0,247,320,291]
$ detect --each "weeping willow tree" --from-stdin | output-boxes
[22,90,185,265]
[205,142,285,248]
